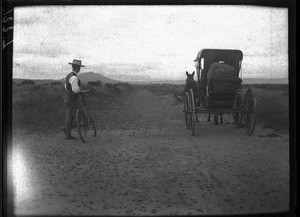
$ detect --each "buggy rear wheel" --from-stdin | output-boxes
[189,89,196,136]
[244,89,256,135]
[233,92,243,128]
[184,92,191,130]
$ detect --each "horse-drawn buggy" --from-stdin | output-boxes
[183,49,256,136]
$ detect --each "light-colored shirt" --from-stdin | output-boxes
[64,71,81,93]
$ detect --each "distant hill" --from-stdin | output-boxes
[13,72,120,85]
[131,80,185,84]
[142,77,289,85]
[241,77,288,84]
[57,71,120,84]
[13,78,63,85]
[13,74,288,85]
[73,71,120,84]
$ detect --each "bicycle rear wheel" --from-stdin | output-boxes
[76,109,87,142]
[85,109,97,137]
[76,108,96,142]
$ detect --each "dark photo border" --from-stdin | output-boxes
[1,0,296,217]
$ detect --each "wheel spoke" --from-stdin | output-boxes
[185,92,191,130]
[244,89,256,135]
[76,108,97,142]
[233,93,243,128]
[189,89,196,136]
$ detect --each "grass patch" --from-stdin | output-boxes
[20,79,36,85]
[134,83,185,96]
[144,83,289,133]
[50,81,63,85]
[251,86,289,132]
[88,80,103,87]
[258,132,283,138]
[12,82,133,133]
[13,85,65,132]
[12,81,289,134]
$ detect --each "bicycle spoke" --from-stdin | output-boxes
[75,92,97,142]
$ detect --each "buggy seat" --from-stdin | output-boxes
[207,62,242,93]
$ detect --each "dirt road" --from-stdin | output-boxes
[11,88,289,215]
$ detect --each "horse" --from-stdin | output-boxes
[184,71,223,125]
[184,71,200,122]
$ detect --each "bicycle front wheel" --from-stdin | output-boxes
[76,109,96,143]
[76,109,87,142]
[84,109,97,137]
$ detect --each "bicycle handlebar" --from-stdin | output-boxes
[76,90,90,98]
[76,90,90,94]
[80,90,90,93]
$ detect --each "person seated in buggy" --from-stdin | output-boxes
[207,62,241,93]
[197,61,242,107]
[193,49,243,108]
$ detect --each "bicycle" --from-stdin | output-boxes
[75,90,97,142]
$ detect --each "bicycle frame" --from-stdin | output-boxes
[77,92,87,108]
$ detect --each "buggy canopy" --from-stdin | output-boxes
[194,49,243,75]
[194,49,243,85]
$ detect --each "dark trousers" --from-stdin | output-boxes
[64,92,78,131]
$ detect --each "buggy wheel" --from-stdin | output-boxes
[184,92,191,130]
[91,122,97,137]
[76,109,87,143]
[244,89,256,135]
[189,89,196,136]
[233,92,243,128]
[191,114,196,136]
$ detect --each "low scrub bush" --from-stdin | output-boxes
[243,83,288,91]
[50,81,62,85]
[21,79,35,85]
[13,81,288,134]
[13,85,65,132]
[142,83,185,96]
[13,82,134,132]
[88,80,102,87]
[104,83,113,88]
[252,86,289,132]
[104,83,121,94]
[145,83,289,133]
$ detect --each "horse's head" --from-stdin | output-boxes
[185,71,195,84]
[183,71,197,93]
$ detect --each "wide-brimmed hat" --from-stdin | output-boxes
[68,59,85,67]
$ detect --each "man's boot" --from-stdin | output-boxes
[65,129,75,140]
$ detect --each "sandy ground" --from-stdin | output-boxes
[11,88,289,216]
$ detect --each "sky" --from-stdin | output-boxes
[13,5,288,81]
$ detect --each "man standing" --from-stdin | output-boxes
[63,59,85,139]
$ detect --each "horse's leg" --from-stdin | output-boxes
[214,114,218,125]
[220,114,223,124]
